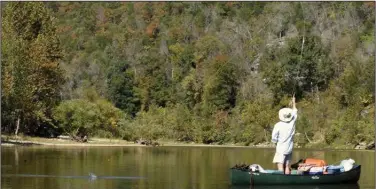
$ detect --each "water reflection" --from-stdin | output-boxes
[1,146,374,189]
[2,173,146,180]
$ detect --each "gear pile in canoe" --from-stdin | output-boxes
[230,158,361,185]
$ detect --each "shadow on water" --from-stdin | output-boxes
[230,184,360,189]
[2,173,146,181]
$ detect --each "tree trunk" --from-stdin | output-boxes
[264,128,268,142]
[15,115,20,136]
[305,132,312,143]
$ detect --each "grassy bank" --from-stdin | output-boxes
[1,135,138,147]
[0,135,247,147]
[1,135,371,151]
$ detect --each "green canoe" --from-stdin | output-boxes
[230,184,360,189]
[230,165,361,185]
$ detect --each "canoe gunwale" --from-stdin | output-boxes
[253,165,361,177]
[230,165,361,185]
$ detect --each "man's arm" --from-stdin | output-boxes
[291,95,298,119]
[292,95,296,110]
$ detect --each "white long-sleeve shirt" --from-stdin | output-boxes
[271,108,298,155]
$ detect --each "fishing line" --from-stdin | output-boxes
[203,3,287,93]
[297,2,313,144]
[295,2,306,96]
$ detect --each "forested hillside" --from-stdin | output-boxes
[2,2,374,147]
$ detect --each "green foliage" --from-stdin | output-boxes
[2,2,64,136]
[203,56,239,113]
[130,105,171,140]
[107,60,140,117]
[336,57,374,106]
[136,49,173,110]
[237,2,266,21]
[168,43,195,81]
[238,96,277,145]
[260,35,333,101]
[170,104,196,142]
[53,98,126,137]
[2,2,374,147]
[194,35,226,63]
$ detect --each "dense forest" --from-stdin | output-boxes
[1,2,374,148]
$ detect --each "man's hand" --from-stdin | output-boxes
[292,94,296,109]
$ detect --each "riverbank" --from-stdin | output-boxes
[1,135,373,150]
[0,135,249,148]
[1,135,142,147]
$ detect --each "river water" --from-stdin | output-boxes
[1,146,374,189]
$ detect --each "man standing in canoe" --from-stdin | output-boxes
[271,95,297,174]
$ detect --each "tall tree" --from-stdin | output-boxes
[260,35,333,102]
[202,55,239,113]
[107,60,140,117]
[2,2,64,136]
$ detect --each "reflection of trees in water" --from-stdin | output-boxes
[14,147,19,167]
[2,147,374,189]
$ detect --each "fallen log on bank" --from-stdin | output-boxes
[134,139,160,147]
[366,141,375,150]
[355,141,375,150]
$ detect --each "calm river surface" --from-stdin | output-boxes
[1,146,374,189]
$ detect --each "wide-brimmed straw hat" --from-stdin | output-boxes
[279,108,294,122]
